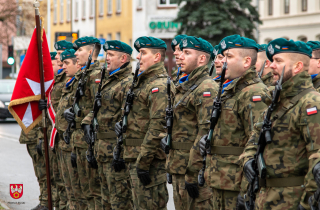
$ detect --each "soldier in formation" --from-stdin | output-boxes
[255,44,273,87]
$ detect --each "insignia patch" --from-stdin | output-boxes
[282,46,289,50]
[135,41,140,48]
[203,92,211,97]
[268,45,274,55]
[235,43,242,46]
[105,43,109,49]
[95,79,101,83]
[213,48,218,56]
[10,184,23,199]
[221,40,226,49]
[73,43,78,49]
[275,45,280,49]
[307,107,317,115]
[110,45,114,48]
[55,43,58,49]
[172,39,177,45]
[183,39,188,47]
[152,88,159,93]
[252,96,261,102]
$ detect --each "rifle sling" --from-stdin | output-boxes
[97,132,117,140]
[274,88,315,120]
[210,146,244,156]
[125,139,144,146]
[259,176,305,188]
[171,142,193,150]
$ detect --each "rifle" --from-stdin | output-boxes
[244,65,285,210]
[86,63,106,169]
[258,60,267,78]
[113,54,142,166]
[164,76,173,154]
[208,56,216,77]
[63,44,96,144]
[174,66,182,84]
[198,55,227,187]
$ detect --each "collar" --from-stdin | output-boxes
[66,77,75,87]
[223,66,257,93]
[179,74,189,84]
[109,67,120,76]
[221,79,233,94]
[176,67,181,77]
[311,74,318,80]
[213,75,221,81]
[81,62,95,70]
[57,68,64,74]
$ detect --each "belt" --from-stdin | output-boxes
[97,132,117,140]
[76,122,82,129]
[210,146,244,156]
[259,176,305,187]
[171,142,193,150]
[125,139,144,146]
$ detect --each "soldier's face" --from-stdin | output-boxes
[173,45,182,66]
[179,49,203,74]
[51,60,60,75]
[63,59,78,77]
[270,54,293,85]
[75,46,91,66]
[55,50,64,67]
[214,54,224,75]
[309,51,320,75]
[106,50,124,72]
[256,52,266,73]
[222,49,246,80]
[136,48,157,72]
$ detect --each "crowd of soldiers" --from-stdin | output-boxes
[19,32,320,210]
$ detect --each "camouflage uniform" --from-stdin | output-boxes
[242,71,320,209]
[312,74,320,92]
[123,62,169,210]
[55,71,87,209]
[71,60,102,210]
[203,67,270,210]
[82,63,134,210]
[261,71,273,87]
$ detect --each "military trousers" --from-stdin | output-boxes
[98,160,133,210]
[127,159,168,210]
[172,174,212,210]
[211,188,238,210]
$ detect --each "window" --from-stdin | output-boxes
[99,34,104,38]
[158,0,178,6]
[107,0,112,14]
[298,36,307,42]
[129,39,132,47]
[67,0,70,21]
[99,0,104,15]
[302,0,308,11]
[116,0,121,12]
[137,0,142,8]
[60,0,64,22]
[282,36,289,40]
[116,32,121,40]
[53,0,57,23]
[265,38,272,44]
[284,0,289,14]
[268,0,273,15]
[107,33,112,40]
[317,35,320,41]
[82,0,86,18]
[90,0,94,17]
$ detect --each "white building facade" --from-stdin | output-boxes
[72,0,96,37]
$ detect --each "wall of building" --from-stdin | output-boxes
[72,0,96,37]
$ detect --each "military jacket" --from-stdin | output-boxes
[123,62,169,171]
[261,71,273,87]
[312,74,320,92]
[82,63,133,162]
[19,124,41,144]
[71,60,101,149]
[166,65,219,182]
[206,66,270,191]
[243,71,320,208]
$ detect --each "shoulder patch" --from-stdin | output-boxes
[307,107,317,115]
[203,92,211,97]
[95,79,101,83]
[252,96,261,102]
[152,88,159,93]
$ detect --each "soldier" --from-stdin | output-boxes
[212,44,224,83]
[63,37,102,209]
[306,41,320,91]
[163,36,218,210]
[197,34,270,210]
[171,34,187,83]
[81,40,134,209]
[114,36,170,210]
[55,49,86,209]
[243,38,320,209]
[50,52,60,74]
[256,44,273,87]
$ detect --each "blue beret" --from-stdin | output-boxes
[179,36,213,54]
[60,49,76,62]
[220,34,259,54]
[50,52,57,60]
[73,36,101,50]
[54,40,73,51]
[134,36,167,52]
[171,34,188,51]
[258,44,267,52]
[306,41,320,51]
[103,40,133,55]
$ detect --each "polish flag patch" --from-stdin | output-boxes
[152,88,159,93]
[95,79,101,83]
[252,96,261,102]
[203,92,211,97]
[307,107,317,115]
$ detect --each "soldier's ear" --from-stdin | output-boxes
[265,59,271,68]
[317,59,320,68]
[293,61,303,75]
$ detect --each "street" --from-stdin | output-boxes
[0,121,175,210]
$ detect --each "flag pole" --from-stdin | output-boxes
[33,1,52,209]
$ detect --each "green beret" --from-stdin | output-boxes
[103,40,133,55]
[258,44,267,52]
[50,52,57,60]
[171,34,188,51]
[60,49,76,62]
[179,36,213,54]
[54,40,73,51]
[306,41,320,51]
[134,36,167,52]
[220,34,259,54]
[266,38,312,61]
[73,36,101,50]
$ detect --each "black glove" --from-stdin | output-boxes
[112,145,126,172]
[37,139,43,156]
[309,189,320,210]
[313,162,320,188]
[199,134,208,156]
[64,108,75,123]
[82,124,92,144]
[160,136,167,152]
[244,159,256,184]
[71,152,77,168]
[297,204,307,210]
[167,173,172,184]
[185,181,199,199]
[137,168,151,186]
[38,99,47,111]
[115,121,122,137]
[236,193,245,210]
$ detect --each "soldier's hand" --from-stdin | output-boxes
[115,121,122,137]
[112,145,126,172]
[185,181,199,199]
[199,134,208,156]
[160,136,167,152]
[64,108,75,123]
[297,204,307,210]
[167,173,172,184]
[38,99,47,111]
[308,189,320,210]
[36,139,43,156]
[82,124,92,144]
[313,162,320,188]
[244,159,256,184]
[236,193,245,210]
[137,168,151,186]
[71,152,77,168]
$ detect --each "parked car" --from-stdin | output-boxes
[0,79,15,120]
